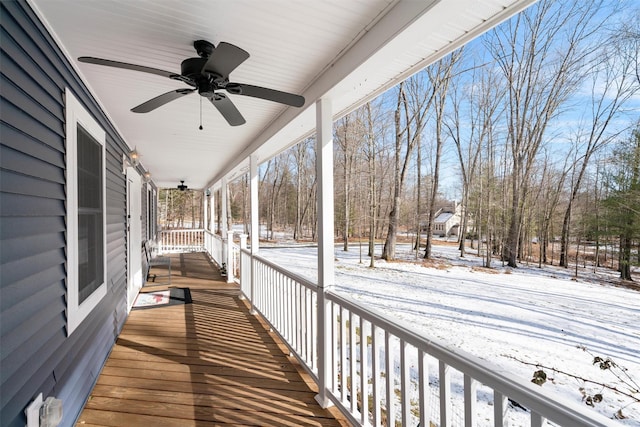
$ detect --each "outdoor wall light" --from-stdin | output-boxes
[143,171,151,183]
[129,148,140,166]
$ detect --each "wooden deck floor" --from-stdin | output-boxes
[76,252,348,427]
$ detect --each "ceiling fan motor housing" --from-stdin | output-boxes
[181,57,224,97]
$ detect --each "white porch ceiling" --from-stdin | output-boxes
[30,0,535,190]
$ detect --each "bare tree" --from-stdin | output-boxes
[444,52,501,258]
[383,71,437,260]
[487,0,605,267]
[424,51,462,259]
[559,11,640,266]
[293,138,316,240]
[382,82,409,260]
[260,155,290,240]
[335,112,365,251]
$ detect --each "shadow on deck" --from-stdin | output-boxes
[76,252,348,426]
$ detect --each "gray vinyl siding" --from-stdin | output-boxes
[1,1,139,426]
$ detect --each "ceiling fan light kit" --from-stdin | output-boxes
[78,40,305,127]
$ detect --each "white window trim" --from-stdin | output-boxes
[65,88,107,336]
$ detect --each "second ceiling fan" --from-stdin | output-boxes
[78,40,305,126]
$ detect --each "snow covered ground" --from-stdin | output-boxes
[258,240,640,425]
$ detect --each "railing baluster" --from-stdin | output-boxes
[360,317,367,425]
[401,339,409,427]
[331,302,338,394]
[350,311,357,414]
[372,324,380,427]
[307,288,313,366]
[298,283,303,358]
[288,279,294,343]
[341,306,347,404]
[311,291,317,371]
[278,272,283,332]
[464,374,477,427]
[494,390,507,427]
[385,331,393,427]
[531,412,546,427]
[440,360,451,427]
[419,350,429,427]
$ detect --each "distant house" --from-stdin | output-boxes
[432,201,462,237]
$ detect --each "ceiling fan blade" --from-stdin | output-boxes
[202,42,250,78]
[209,93,246,126]
[131,89,195,113]
[225,83,305,107]
[78,56,180,79]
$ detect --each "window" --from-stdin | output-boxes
[66,88,107,335]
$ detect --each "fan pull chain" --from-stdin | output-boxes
[199,97,203,130]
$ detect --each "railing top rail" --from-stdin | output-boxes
[253,254,317,291]
[160,228,205,232]
[326,291,616,427]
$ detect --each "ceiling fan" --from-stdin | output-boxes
[78,40,305,126]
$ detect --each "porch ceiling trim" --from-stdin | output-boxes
[28,0,537,191]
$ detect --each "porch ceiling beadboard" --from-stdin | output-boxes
[29,0,535,190]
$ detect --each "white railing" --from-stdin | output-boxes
[251,254,318,375]
[231,241,241,281]
[203,230,243,284]
[240,248,251,297]
[158,229,204,253]
[241,254,617,427]
[204,230,223,265]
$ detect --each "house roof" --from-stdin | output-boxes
[29,0,535,190]
[434,212,455,223]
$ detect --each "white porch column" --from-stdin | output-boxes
[203,189,208,231]
[219,178,233,283]
[226,230,235,283]
[210,189,216,232]
[221,177,228,236]
[315,97,334,408]
[250,154,259,314]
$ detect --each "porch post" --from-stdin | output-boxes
[202,188,209,255]
[226,230,234,283]
[315,97,334,408]
[249,154,259,314]
[210,188,215,232]
[203,189,208,231]
[221,177,228,270]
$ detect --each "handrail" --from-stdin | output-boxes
[158,229,204,253]
[242,253,618,427]
[326,291,615,427]
[252,253,317,291]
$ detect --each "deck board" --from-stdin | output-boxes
[76,252,348,427]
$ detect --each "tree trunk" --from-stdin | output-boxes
[343,148,350,251]
[424,132,442,259]
[366,103,377,267]
[382,84,405,260]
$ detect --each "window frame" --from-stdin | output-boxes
[65,88,107,336]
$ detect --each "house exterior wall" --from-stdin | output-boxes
[432,202,462,237]
[0,1,142,425]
